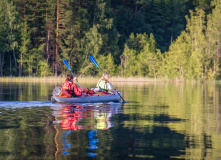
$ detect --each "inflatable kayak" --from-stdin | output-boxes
[51,92,121,103]
[51,87,121,103]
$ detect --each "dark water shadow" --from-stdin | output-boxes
[107,104,188,160]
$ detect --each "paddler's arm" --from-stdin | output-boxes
[107,83,118,93]
[71,77,83,96]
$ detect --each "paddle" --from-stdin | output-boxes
[89,55,125,103]
[63,59,90,103]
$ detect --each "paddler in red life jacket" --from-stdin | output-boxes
[96,73,118,93]
[62,74,87,97]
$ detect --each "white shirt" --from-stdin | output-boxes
[106,83,112,90]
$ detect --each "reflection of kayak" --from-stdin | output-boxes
[51,92,121,103]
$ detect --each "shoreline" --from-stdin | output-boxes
[0,76,220,83]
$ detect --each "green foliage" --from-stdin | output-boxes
[185,9,206,79]
[6,0,20,75]
[205,0,221,79]
[121,44,137,77]
[97,54,117,76]
[18,21,31,76]
[0,0,220,80]
[85,25,103,57]
[0,0,9,76]
[164,31,189,79]
[137,33,158,77]
[164,8,213,80]
[121,33,161,78]
[37,60,52,77]
[79,53,117,77]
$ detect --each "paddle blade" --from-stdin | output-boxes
[89,55,99,68]
[63,59,72,71]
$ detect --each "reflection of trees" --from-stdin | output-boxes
[107,113,185,159]
[0,82,59,101]
[0,107,56,159]
[0,82,221,159]
[122,83,221,159]
[0,104,186,160]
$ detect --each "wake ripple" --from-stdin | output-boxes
[0,101,57,108]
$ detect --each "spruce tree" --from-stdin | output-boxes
[205,0,221,79]
[185,9,206,79]
[145,0,170,52]
[44,0,56,76]
[18,21,31,76]
[164,31,190,79]
[92,0,119,62]
[0,0,9,76]
[6,0,19,76]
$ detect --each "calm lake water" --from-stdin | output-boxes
[0,81,221,160]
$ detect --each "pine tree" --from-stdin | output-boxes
[192,0,213,14]
[18,21,31,76]
[168,0,188,44]
[165,8,207,79]
[121,44,137,77]
[45,1,55,61]
[0,0,9,76]
[137,33,160,78]
[6,0,19,76]
[205,0,221,79]
[95,54,117,76]
[185,9,206,79]
[121,32,157,77]
[92,0,119,62]
[10,0,48,76]
[55,0,72,76]
[145,0,171,52]
[164,31,190,79]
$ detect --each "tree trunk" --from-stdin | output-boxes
[130,0,134,13]
[10,56,11,76]
[47,31,50,63]
[8,10,17,75]
[0,53,4,76]
[120,55,123,77]
[29,55,31,76]
[19,53,23,76]
[12,49,17,74]
[0,54,2,76]
[55,0,59,77]
[78,0,81,34]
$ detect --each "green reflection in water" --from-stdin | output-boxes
[0,82,221,159]
[0,106,55,160]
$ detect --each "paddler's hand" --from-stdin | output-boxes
[73,77,78,81]
[111,89,118,94]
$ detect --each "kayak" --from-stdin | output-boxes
[51,92,121,103]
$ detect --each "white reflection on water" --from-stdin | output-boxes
[0,101,123,108]
[0,101,58,108]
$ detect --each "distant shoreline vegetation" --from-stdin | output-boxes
[0,76,219,83]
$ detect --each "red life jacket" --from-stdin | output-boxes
[62,81,82,96]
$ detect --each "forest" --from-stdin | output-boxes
[0,0,220,80]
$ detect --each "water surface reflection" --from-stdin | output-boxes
[0,82,221,159]
[51,103,122,158]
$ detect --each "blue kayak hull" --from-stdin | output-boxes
[51,93,121,103]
